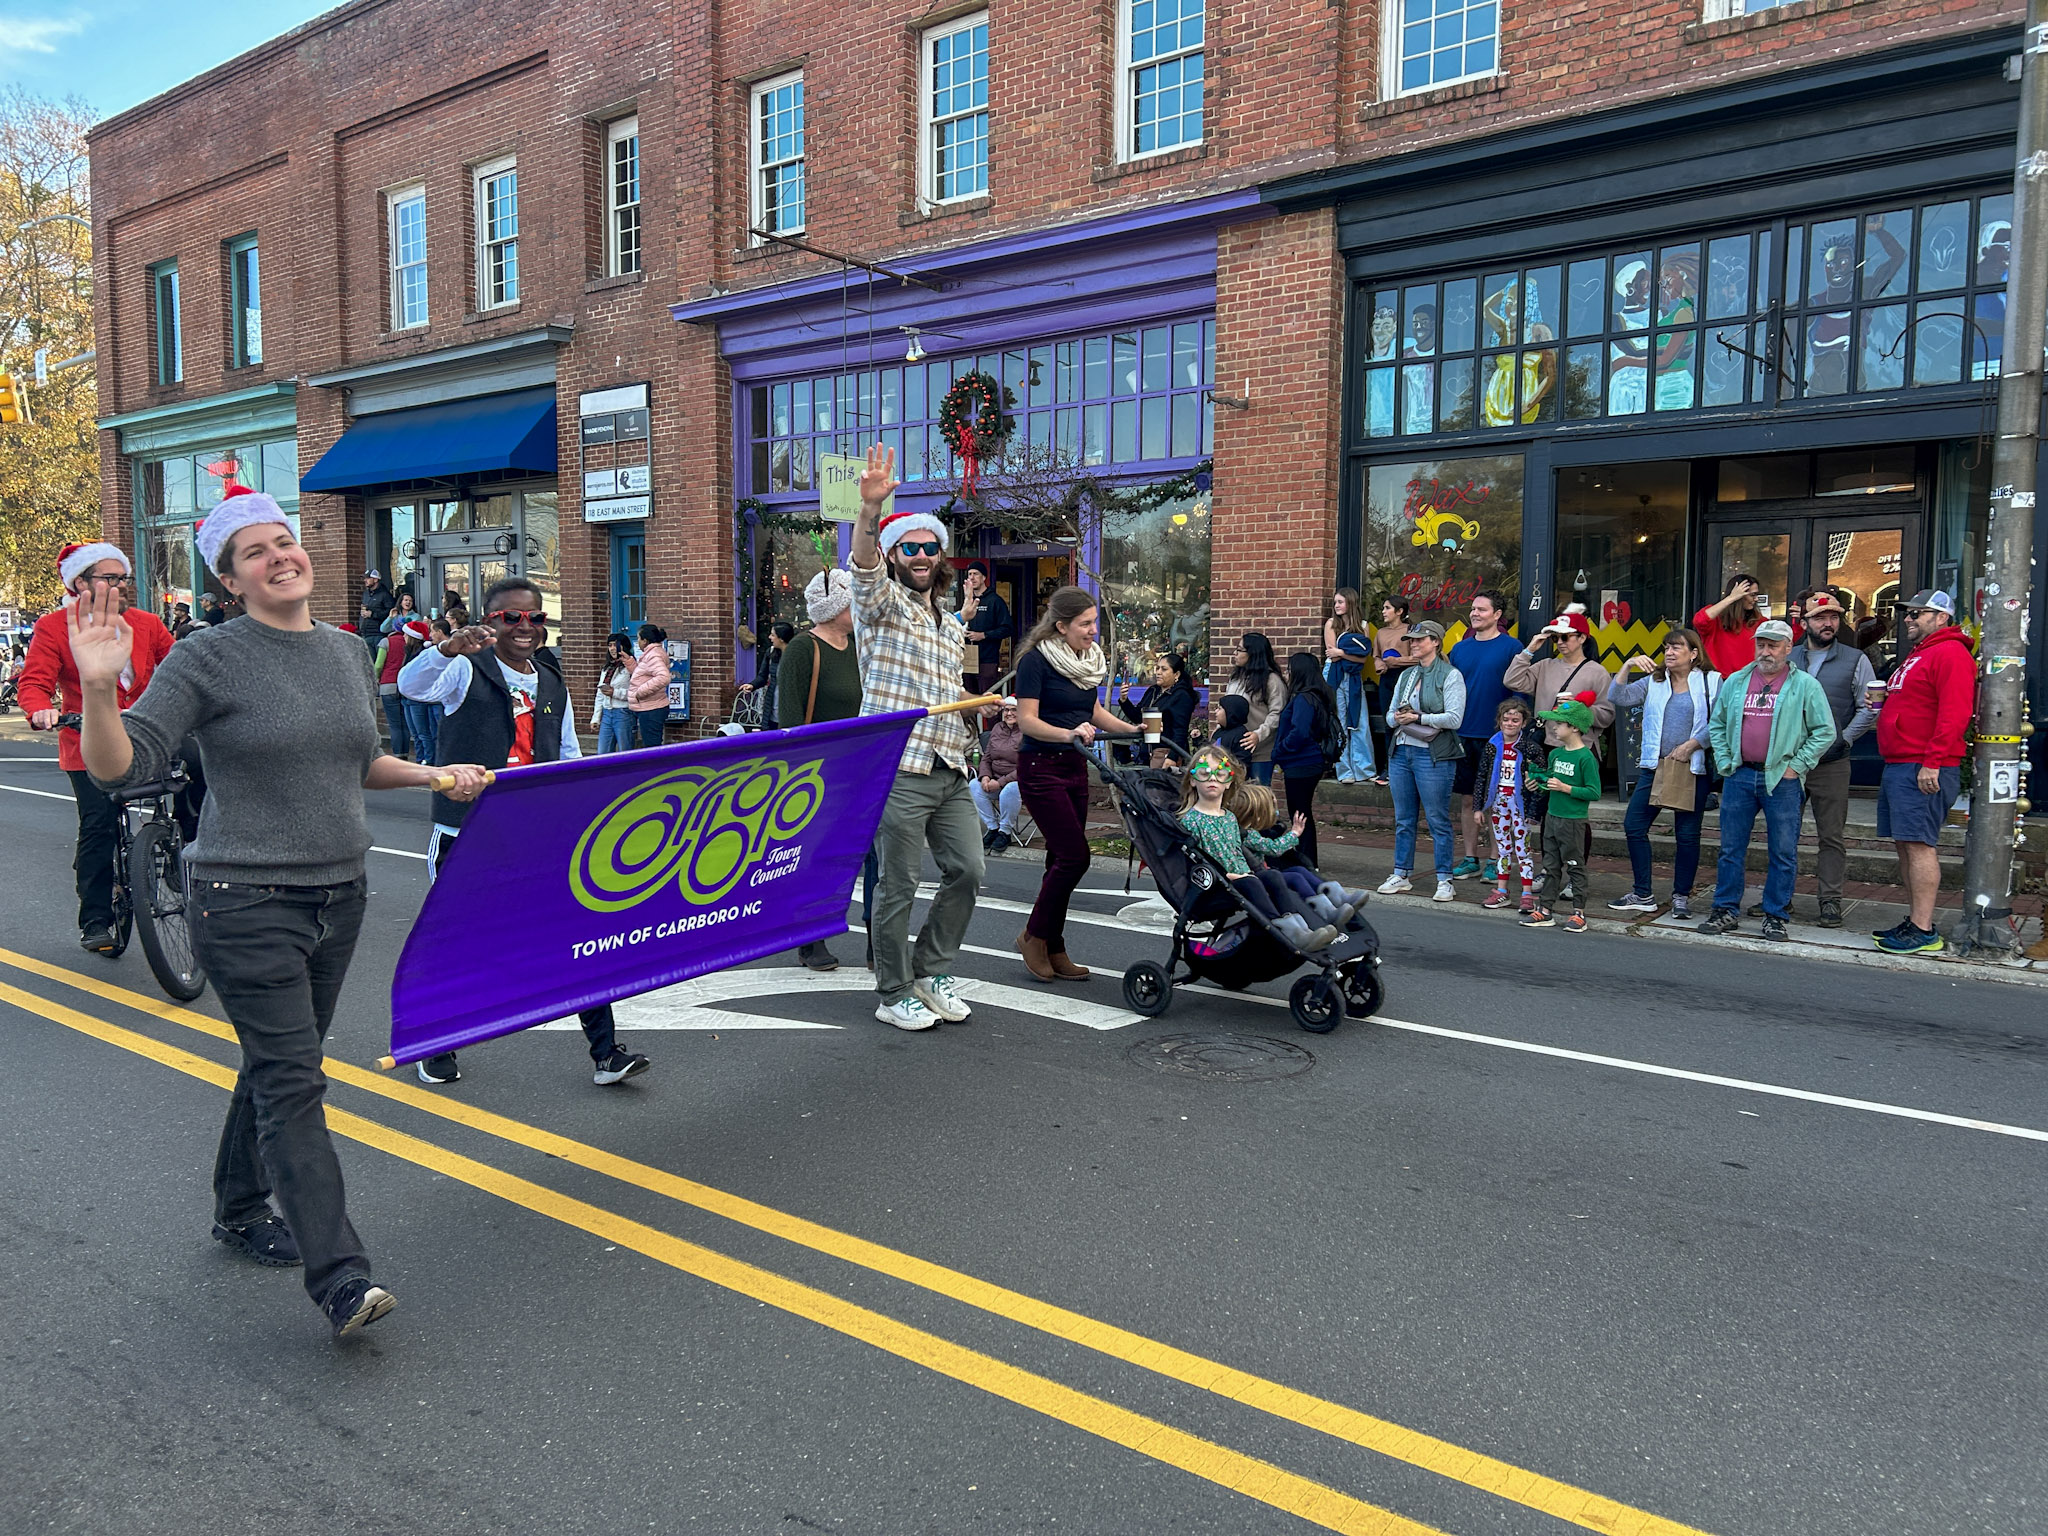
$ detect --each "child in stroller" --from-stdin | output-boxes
[1108,741,1384,1032]
[1236,783,1375,935]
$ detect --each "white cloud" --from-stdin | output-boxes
[0,16,89,60]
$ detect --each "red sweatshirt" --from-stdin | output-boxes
[1691,606,1804,679]
[1876,624,1976,769]
[17,604,176,772]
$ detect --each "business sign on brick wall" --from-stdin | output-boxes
[580,383,651,524]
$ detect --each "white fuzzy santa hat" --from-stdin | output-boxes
[1540,602,1592,638]
[804,567,852,623]
[876,508,950,558]
[195,486,298,574]
[58,541,131,589]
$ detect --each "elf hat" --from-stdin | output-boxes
[195,486,297,574]
[876,508,949,557]
[1541,604,1591,638]
[1537,688,1600,733]
[58,542,131,589]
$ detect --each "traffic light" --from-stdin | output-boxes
[0,373,31,427]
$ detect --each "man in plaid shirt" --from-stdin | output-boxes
[851,444,985,1031]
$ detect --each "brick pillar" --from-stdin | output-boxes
[1210,208,1344,689]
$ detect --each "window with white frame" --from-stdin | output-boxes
[151,259,182,385]
[1388,0,1498,97]
[227,233,261,367]
[607,117,642,276]
[922,14,989,205]
[1119,0,1204,161]
[1702,0,1790,16]
[474,156,520,309]
[751,72,805,237]
[388,184,427,329]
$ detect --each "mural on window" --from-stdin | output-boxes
[1101,492,1211,682]
[1360,190,2013,440]
[1360,454,1521,646]
[748,319,1216,498]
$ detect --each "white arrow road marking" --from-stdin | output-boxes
[536,964,1143,1032]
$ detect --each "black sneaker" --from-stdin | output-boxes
[1759,915,1789,942]
[1871,918,1914,941]
[1816,899,1843,929]
[80,923,116,954]
[322,1275,396,1338]
[593,1048,650,1086]
[1745,902,1765,919]
[981,828,998,852]
[212,1214,301,1268]
[416,1053,460,1085]
[1696,908,1740,935]
[988,831,1012,855]
[798,941,840,972]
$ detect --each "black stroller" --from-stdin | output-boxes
[1084,746,1385,1033]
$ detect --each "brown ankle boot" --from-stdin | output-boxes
[1015,929,1057,983]
[1047,949,1090,981]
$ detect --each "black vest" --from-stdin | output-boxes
[433,651,567,827]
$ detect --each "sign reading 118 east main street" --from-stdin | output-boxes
[580,383,652,524]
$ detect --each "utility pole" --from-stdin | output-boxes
[1956,1,2048,956]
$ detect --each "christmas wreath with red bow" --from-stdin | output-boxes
[937,370,1014,497]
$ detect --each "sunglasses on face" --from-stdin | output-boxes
[485,609,550,628]
[895,540,944,558]
[1190,761,1235,781]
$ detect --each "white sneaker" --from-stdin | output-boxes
[1433,879,1456,902]
[913,975,971,1022]
[874,996,939,1031]
[1376,871,1412,895]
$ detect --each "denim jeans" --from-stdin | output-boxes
[1711,765,1804,919]
[1389,743,1456,878]
[1622,767,1709,897]
[970,778,1022,832]
[1325,663,1376,779]
[403,699,441,768]
[195,877,372,1305]
[633,706,668,748]
[1250,759,1276,786]
[380,691,410,757]
[595,708,634,755]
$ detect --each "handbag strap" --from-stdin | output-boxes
[802,634,823,725]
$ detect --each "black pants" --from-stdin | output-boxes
[195,877,371,1305]
[429,834,616,1063]
[66,769,120,930]
[1282,767,1323,867]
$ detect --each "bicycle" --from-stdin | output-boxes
[54,714,207,1001]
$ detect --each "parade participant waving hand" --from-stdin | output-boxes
[398,577,651,1089]
[71,486,491,1339]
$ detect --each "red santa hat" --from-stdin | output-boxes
[194,485,297,574]
[1540,603,1592,638]
[58,541,131,589]
[402,618,432,642]
[875,508,950,558]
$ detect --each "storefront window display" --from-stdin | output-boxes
[1554,462,1690,662]
[746,318,1216,496]
[760,523,837,636]
[134,437,300,615]
[1100,491,1212,680]
[1360,454,1521,639]
[1359,189,2013,439]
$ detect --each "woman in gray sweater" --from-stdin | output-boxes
[69,488,490,1340]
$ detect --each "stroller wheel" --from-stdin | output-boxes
[1340,960,1384,1020]
[1122,961,1173,1017]
[1289,974,1343,1034]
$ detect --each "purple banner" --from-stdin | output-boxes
[387,710,920,1066]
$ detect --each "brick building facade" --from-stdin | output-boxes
[88,0,2039,752]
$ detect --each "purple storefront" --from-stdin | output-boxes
[671,191,1264,695]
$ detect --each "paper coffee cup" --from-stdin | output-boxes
[1864,680,1888,707]
[1142,710,1163,743]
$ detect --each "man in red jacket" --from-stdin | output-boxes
[19,542,176,953]
[1869,589,1975,955]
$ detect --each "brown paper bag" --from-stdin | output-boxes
[1650,755,1698,810]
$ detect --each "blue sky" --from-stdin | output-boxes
[2,1,337,120]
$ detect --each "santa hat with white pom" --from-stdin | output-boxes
[58,541,131,590]
[195,484,298,575]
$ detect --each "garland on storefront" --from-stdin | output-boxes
[937,458,1213,536]
[735,496,834,642]
[937,371,1015,497]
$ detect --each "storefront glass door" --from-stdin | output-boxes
[1702,509,1919,667]
[431,555,509,621]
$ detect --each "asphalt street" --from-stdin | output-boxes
[0,739,2042,1536]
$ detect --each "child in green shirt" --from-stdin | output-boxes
[1523,690,1603,933]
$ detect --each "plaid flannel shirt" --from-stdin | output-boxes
[849,555,971,773]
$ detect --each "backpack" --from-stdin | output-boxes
[1315,694,1347,769]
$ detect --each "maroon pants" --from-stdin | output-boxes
[1020,750,1091,949]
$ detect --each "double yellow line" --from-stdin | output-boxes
[0,945,1717,1536]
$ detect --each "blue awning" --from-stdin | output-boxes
[300,387,557,492]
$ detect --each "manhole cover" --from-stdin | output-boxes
[1126,1033,1316,1082]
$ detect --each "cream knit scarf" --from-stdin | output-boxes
[1038,636,1108,689]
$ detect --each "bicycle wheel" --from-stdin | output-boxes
[130,819,206,1000]
[108,824,134,959]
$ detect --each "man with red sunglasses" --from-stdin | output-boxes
[398,575,651,1088]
